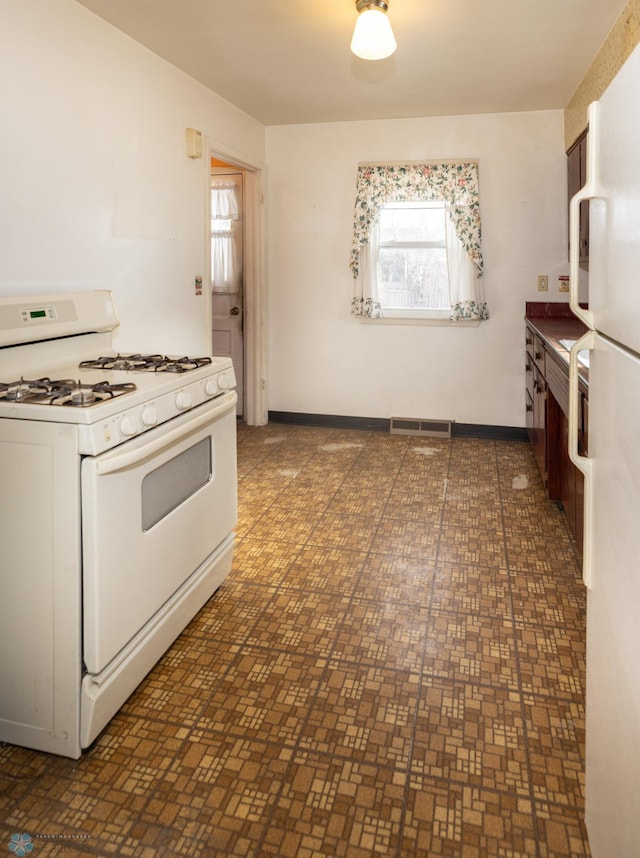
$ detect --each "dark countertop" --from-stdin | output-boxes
[525,302,589,385]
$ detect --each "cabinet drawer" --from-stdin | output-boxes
[525,327,534,357]
[525,352,534,398]
[532,334,546,376]
[525,389,534,441]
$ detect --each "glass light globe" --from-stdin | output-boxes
[351,8,397,60]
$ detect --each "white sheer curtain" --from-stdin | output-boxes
[211,182,241,292]
[353,222,383,318]
[444,210,488,320]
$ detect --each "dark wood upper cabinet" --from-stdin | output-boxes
[567,129,589,261]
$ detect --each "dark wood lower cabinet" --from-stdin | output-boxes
[575,463,584,551]
[542,388,586,552]
[546,391,563,501]
[525,321,587,553]
[532,367,547,488]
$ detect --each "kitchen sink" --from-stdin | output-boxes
[559,338,590,368]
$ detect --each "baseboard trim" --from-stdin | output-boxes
[268,411,389,432]
[453,423,528,442]
[267,412,527,442]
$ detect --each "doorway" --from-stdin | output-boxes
[211,164,244,415]
[207,152,266,425]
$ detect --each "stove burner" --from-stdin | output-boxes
[71,386,98,406]
[79,354,213,373]
[79,354,161,372]
[0,377,52,402]
[0,378,137,407]
[148,356,212,373]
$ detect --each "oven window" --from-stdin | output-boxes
[141,438,212,531]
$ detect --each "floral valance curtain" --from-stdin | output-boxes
[350,163,488,321]
[211,181,241,292]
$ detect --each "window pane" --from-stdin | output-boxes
[378,247,449,309]
[377,247,449,309]
[211,217,233,234]
[378,204,445,243]
[374,202,449,311]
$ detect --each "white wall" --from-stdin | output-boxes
[0,0,265,354]
[266,111,568,428]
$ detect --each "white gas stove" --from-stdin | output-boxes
[0,291,238,758]
[0,291,235,451]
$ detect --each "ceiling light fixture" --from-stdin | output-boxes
[350,0,397,61]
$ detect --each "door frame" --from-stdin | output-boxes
[203,139,267,426]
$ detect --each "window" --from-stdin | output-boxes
[375,201,449,315]
[211,179,242,292]
[350,162,488,322]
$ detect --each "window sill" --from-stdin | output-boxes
[359,313,480,327]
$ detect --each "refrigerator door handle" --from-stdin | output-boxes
[569,101,598,331]
[568,330,595,588]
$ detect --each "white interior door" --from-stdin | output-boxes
[211,169,244,416]
[207,149,267,426]
[212,290,244,415]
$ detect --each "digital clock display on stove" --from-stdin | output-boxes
[20,306,56,322]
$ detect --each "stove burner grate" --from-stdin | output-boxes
[0,377,52,402]
[79,354,213,373]
[0,378,137,407]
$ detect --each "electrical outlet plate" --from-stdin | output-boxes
[537,275,549,292]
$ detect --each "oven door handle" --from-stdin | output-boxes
[96,391,237,475]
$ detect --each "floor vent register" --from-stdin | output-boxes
[390,417,452,439]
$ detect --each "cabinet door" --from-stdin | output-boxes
[557,407,577,536]
[546,386,586,553]
[578,136,590,259]
[580,394,589,456]
[525,352,534,441]
[526,389,534,441]
[567,130,589,261]
[567,140,581,203]
[532,367,547,486]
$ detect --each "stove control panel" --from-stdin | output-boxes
[78,367,236,455]
[21,305,57,323]
[0,291,118,347]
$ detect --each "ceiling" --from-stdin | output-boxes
[74,0,627,126]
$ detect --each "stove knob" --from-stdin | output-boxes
[141,405,157,427]
[217,372,231,391]
[176,391,192,410]
[120,415,138,437]
[205,378,219,397]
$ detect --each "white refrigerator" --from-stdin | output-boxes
[569,40,640,858]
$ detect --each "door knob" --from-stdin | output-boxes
[229,306,240,316]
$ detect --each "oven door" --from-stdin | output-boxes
[81,390,237,675]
